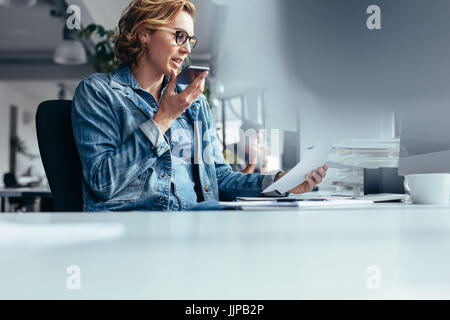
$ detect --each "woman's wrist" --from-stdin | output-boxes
[153,111,173,133]
[242,164,256,174]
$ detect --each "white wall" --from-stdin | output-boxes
[214,0,399,161]
[296,93,396,155]
[0,83,43,186]
[0,84,10,183]
[211,0,300,166]
[215,0,297,131]
[76,0,130,30]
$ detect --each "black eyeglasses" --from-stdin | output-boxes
[150,27,198,50]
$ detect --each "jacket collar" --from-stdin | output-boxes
[109,63,174,92]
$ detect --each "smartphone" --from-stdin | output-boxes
[177,66,210,85]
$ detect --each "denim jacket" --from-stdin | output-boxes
[72,64,277,212]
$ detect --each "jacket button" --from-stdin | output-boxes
[160,173,167,179]
[158,196,164,202]
[191,104,196,109]
[204,186,209,192]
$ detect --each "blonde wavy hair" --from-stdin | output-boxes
[114,0,196,66]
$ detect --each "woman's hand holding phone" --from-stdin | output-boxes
[154,69,208,133]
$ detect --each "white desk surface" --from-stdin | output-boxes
[1,204,450,299]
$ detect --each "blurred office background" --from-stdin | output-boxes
[0,0,449,196]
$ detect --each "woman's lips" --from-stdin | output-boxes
[171,58,182,68]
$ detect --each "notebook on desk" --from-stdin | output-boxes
[225,198,374,210]
[237,193,407,203]
[236,194,353,202]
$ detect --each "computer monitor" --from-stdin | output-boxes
[398,107,450,176]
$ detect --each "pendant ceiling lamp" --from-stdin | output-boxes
[53,26,87,66]
[0,0,37,8]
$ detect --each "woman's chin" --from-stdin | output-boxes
[164,66,178,76]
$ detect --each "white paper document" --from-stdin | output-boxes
[220,199,374,210]
[219,201,300,208]
[263,140,332,194]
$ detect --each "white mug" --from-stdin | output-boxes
[404,174,450,205]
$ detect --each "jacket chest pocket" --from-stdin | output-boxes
[105,169,150,203]
[112,107,149,143]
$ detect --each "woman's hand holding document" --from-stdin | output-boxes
[263,141,331,195]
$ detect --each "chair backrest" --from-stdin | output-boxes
[36,100,83,212]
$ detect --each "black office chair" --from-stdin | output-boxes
[3,172,35,211]
[3,172,20,188]
[36,100,83,212]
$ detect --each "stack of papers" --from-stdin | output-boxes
[220,201,301,208]
[236,195,354,201]
[232,193,408,209]
[221,199,374,210]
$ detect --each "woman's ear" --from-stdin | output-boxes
[137,28,151,47]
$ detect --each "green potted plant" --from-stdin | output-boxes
[78,24,118,73]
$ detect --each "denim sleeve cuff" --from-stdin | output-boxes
[139,118,169,157]
[261,170,288,197]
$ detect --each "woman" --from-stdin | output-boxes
[72,0,328,212]
[224,121,269,174]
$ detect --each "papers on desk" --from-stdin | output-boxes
[0,222,125,252]
[236,194,354,201]
[221,199,374,210]
[263,140,331,194]
[233,193,407,209]
[220,201,301,208]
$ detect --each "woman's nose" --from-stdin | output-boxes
[181,41,191,54]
